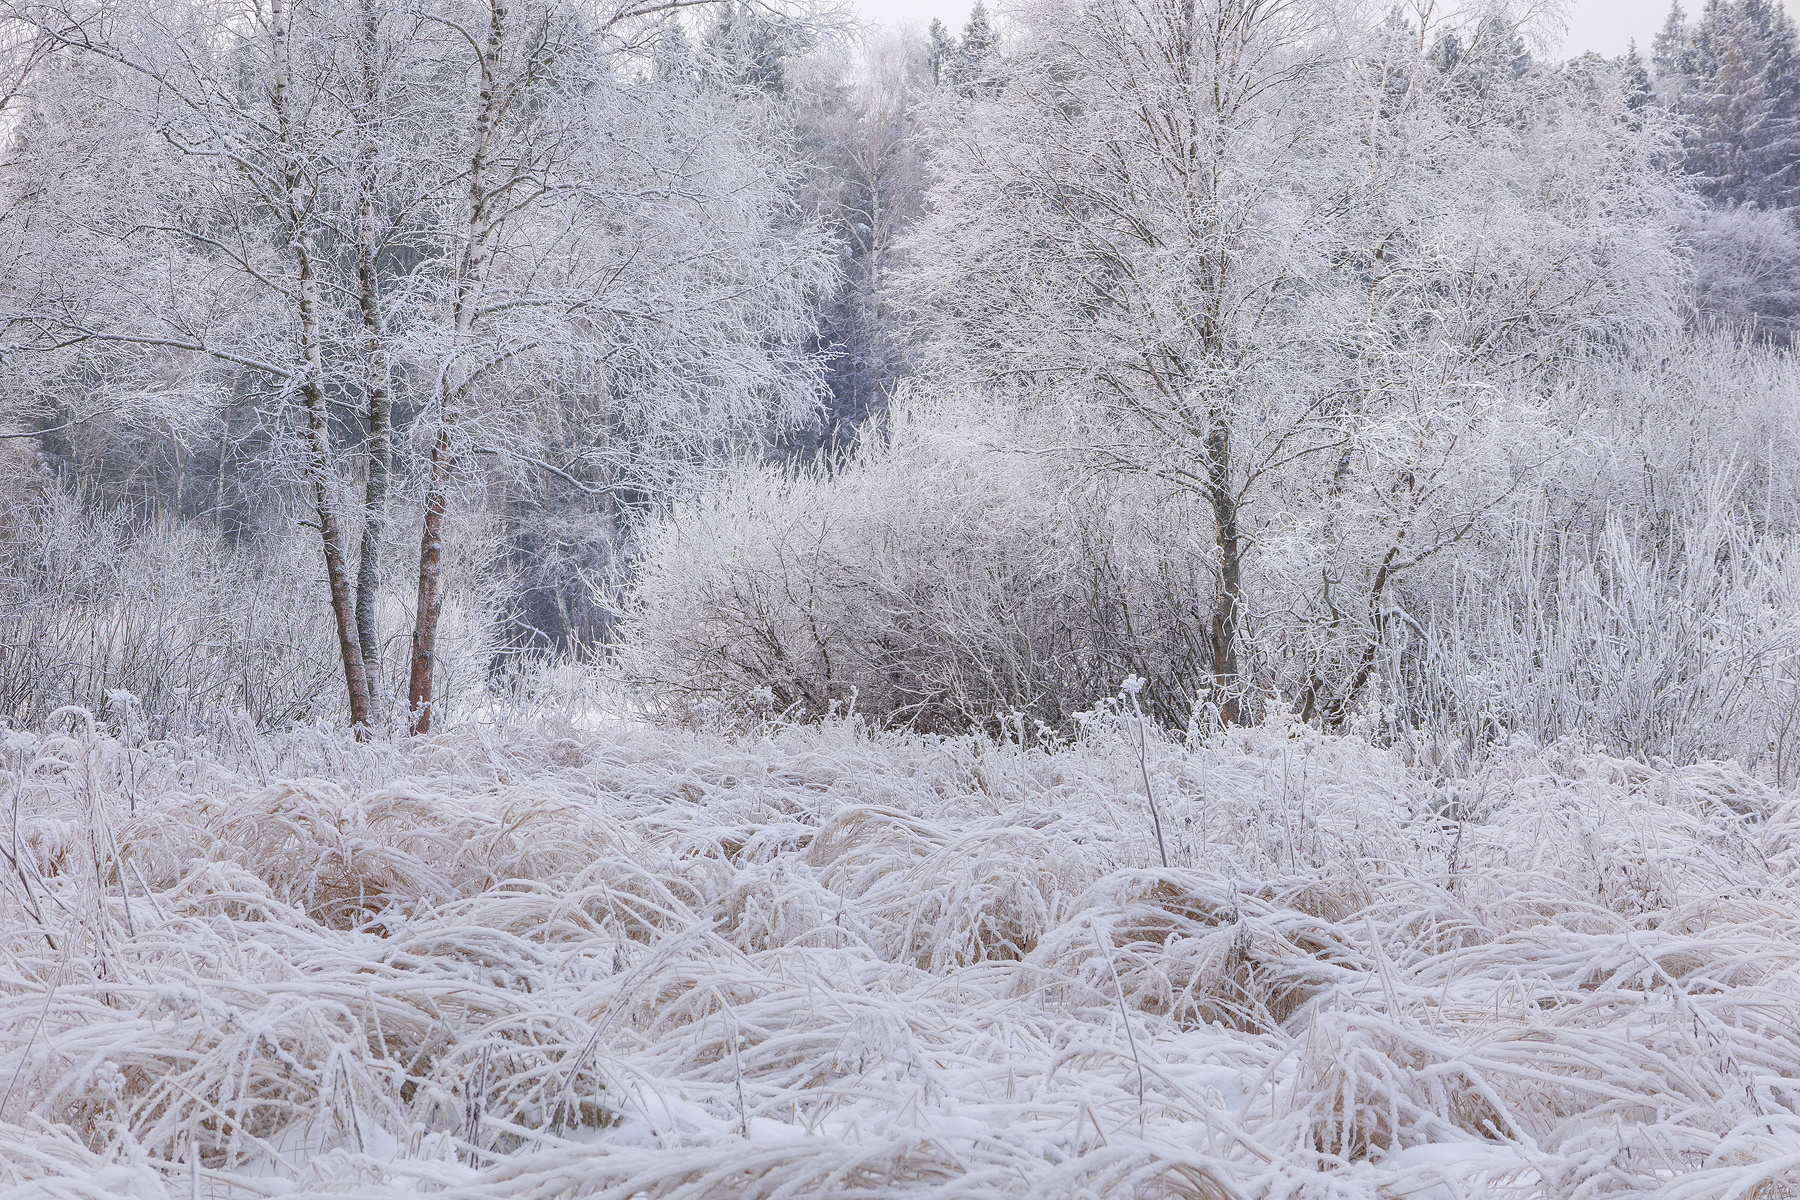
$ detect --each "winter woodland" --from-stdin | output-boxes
[4,0,1800,1195]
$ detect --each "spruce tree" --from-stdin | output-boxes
[704,1,799,95]
[1653,1,1692,80]
[951,2,999,94]
[1742,0,1800,205]
[928,19,955,87]
[1621,40,1654,111]
[1655,0,1800,208]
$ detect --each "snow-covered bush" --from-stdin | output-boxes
[0,492,498,731]
[617,399,1219,732]
[1406,498,1800,779]
[1683,204,1800,340]
[1382,339,1800,774]
[623,336,1800,775]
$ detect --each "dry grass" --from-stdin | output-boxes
[1,711,1797,1198]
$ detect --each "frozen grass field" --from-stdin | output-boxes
[3,711,1799,1199]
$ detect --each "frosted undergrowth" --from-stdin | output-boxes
[3,710,1799,1199]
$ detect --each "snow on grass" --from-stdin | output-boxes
[2,710,1798,1198]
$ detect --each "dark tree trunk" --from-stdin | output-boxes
[353,14,391,703]
[407,429,452,733]
[353,285,390,697]
[275,0,370,733]
[1206,415,1243,725]
[298,248,373,733]
[404,0,504,735]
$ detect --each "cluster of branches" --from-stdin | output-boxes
[8,0,1800,768]
[0,0,828,733]
[887,0,1687,729]
[620,0,1800,775]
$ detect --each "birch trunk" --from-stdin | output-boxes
[406,0,505,733]
[274,0,373,732]
[407,429,451,732]
[1205,415,1243,726]
[353,0,391,703]
[299,249,374,732]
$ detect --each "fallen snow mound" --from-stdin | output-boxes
[3,712,1799,1198]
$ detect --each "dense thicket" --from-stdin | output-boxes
[3,0,1800,775]
[0,0,831,732]
[625,0,1800,776]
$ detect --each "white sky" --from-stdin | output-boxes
[848,0,1785,61]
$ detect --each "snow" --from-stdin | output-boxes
[1,713,1797,1198]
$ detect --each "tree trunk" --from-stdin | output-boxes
[1331,542,1403,728]
[407,428,452,733]
[1206,415,1244,725]
[353,216,391,699]
[274,0,371,734]
[299,247,374,733]
[404,0,504,734]
[353,0,391,707]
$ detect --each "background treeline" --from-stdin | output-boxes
[3,0,1800,776]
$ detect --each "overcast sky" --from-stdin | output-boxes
[847,0,1756,60]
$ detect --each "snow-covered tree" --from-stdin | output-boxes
[785,28,934,445]
[1654,0,1800,208]
[904,0,1688,724]
[3,0,831,732]
[950,0,999,93]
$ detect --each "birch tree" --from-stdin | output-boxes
[907,0,1353,722]
[10,0,386,726]
[906,0,1689,724]
[396,0,828,730]
[7,0,830,733]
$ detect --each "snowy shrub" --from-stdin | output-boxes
[0,492,498,731]
[623,356,1800,777]
[1683,203,1800,341]
[1384,341,1800,774]
[1406,501,1800,778]
[617,399,1219,732]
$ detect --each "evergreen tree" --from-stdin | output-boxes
[1620,40,1654,110]
[1655,0,1800,208]
[704,1,805,95]
[1428,14,1530,82]
[1370,6,1419,121]
[1653,1,1692,80]
[951,2,1000,94]
[1741,0,1800,203]
[928,19,955,86]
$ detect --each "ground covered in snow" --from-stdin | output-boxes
[3,711,1799,1199]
